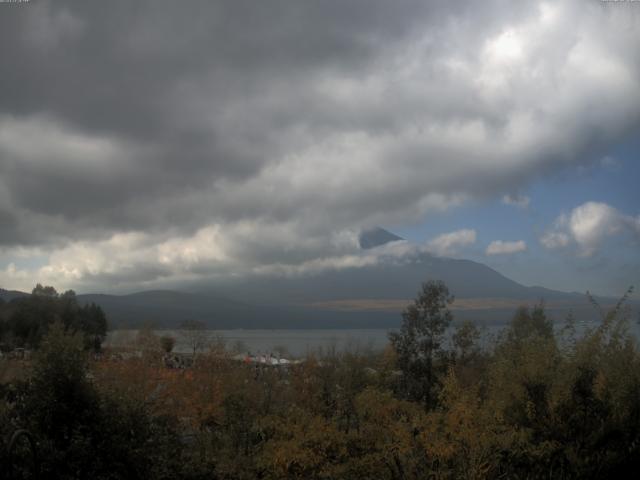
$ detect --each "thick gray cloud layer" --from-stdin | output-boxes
[1,0,639,290]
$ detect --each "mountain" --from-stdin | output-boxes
[0,288,30,302]
[74,290,387,329]
[76,290,267,329]
[219,254,574,304]
[3,230,635,328]
[71,255,628,328]
[359,227,403,249]
[207,251,616,326]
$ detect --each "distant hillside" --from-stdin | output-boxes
[0,288,29,302]
[204,251,622,327]
[3,233,636,329]
[211,252,584,305]
[75,290,400,329]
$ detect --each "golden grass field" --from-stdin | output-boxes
[308,297,584,312]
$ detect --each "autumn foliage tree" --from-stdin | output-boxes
[2,282,640,479]
[10,322,183,479]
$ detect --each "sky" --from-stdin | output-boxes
[0,0,639,296]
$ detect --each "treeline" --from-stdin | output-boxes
[1,282,639,479]
[0,284,107,351]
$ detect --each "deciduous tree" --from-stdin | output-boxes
[389,280,453,409]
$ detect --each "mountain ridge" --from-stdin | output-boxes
[2,229,634,328]
[3,251,633,328]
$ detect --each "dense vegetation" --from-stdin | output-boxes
[1,282,639,479]
[0,284,107,352]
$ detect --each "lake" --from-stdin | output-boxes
[106,328,397,357]
[106,320,640,358]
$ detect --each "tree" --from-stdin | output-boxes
[32,284,58,297]
[180,319,208,356]
[15,321,101,477]
[4,285,108,350]
[160,335,176,354]
[389,280,454,410]
[78,303,108,352]
[452,320,481,364]
[508,302,553,342]
[13,321,185,479]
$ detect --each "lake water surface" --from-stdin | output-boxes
[106,329,397,357]
[106,321,640,358]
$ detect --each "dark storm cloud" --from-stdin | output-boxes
[0,0,639,289]
[0,0,542,241]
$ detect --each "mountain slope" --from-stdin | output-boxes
[0,288,30,302]
[213,253,583,305]
[4,241,634,328]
